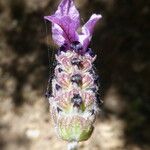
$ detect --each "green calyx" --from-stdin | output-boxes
[57,116,94,142]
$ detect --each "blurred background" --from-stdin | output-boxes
[0,0,149,150]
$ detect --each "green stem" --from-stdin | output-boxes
[67,141,78,150]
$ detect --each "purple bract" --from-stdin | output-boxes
[44,0,102,53]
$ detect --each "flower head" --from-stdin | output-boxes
[45,0,102,145]
[44,0,102,53]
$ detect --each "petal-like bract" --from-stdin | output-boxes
[78,14,102,51]
[44,0,102,52]
[44,0,80,46]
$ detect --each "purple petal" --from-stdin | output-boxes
[45,15,78,46]
[44,0,80,46]
[55,0,80,28]
[78,14,102,51]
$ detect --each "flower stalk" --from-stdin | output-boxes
[67,141,78,150]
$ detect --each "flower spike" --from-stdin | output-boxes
[44,0,102,148]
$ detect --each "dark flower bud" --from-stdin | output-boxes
[71,94,82,107]
[88,69,95,75]
[90,109,95,115]
[57,43,68,55]
[70,74,82,85]
[55,84,61,90]
[45,91,51,98]
[86,48,95,57]
[58,68,63,73]
[90,87,97,93]
[57,107,62,113]
[71,57,81,66]
[70,41,83,53]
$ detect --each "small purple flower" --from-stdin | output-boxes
[44,0,102,53]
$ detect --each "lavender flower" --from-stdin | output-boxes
[44,0,102,148]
